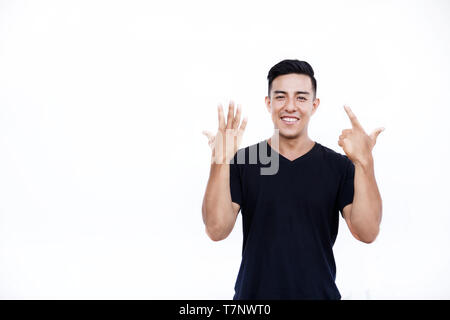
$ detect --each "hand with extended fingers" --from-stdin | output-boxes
[338,105,384,167]
[202,101,248,164]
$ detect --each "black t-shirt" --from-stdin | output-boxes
[229,139,355,300]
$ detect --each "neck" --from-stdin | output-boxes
[267,130,315,159]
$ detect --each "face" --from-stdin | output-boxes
[265,73,320,139]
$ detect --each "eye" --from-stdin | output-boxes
[275,96,285,99]
[297,96,307,101]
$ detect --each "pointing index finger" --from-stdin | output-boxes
[344,105,362,129]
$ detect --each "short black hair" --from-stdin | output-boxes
[267,59,317,98]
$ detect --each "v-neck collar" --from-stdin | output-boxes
[264,139,319,164]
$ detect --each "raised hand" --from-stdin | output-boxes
[338,105,384,166]
[202,101,248,164]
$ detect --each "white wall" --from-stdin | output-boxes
[0,0,449,299]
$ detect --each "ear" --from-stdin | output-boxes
[311,97,320,115]
[265,96,272,113]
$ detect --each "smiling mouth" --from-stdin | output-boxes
[280,116,300,125]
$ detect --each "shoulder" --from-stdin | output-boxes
[315,142,354,172]
[240,141,263,153]
[232,140,265,164]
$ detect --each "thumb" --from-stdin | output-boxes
[202,130,214,140]
[370,127,385,141]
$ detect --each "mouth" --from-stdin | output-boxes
[280,116,300,125]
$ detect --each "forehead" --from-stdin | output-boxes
[271,73,312,92]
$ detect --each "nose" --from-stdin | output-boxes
[285,97,296,112]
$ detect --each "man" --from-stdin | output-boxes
[202,59,384,300]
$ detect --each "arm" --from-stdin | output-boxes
[202,101,247,241]
[202,163,241,241]
[339,105,384,244]
[342,157,382,243]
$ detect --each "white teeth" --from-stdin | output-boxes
[281,117,298,122]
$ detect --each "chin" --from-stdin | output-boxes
[275,124,304,139]
[278,128,303,139]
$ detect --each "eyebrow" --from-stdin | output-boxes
[273,90,310,95]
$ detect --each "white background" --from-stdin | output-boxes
[1,0,449,299]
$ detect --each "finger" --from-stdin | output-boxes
[208,137,215,148]
[341,129,352,135]
[232,104,242,130]
[218,104,226,130]
[338,139,343,147]
[238,115,248,133]
[344,105,362,129]
[202,130,214,140]
[370,127,385,141]
[202,131,215,150]
[226,100,235,129]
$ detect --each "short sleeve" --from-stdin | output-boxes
[337,156,355,217]
[229,152,243,206]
